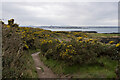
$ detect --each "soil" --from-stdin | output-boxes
[31,52,58,78]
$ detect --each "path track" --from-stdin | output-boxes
[31,52,58,78]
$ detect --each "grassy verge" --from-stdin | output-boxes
[39,54,118,78]
[21,51,38,78]
[87,33,120,38]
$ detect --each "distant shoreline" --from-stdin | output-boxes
[71,31,120,34]
[62,30,120,34]
[20,26,120,34]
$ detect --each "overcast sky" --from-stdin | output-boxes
[2,2,118,26]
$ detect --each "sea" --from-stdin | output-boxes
[21,26,120,33]
[42,27,120,33]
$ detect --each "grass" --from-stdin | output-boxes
[22,51,38,78]
[39,53,118,78]
[87,33,120,38]
[73,56,118,78]
[28,49,41,54]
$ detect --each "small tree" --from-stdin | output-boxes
[8,19,19,27]
[8,19,14,27]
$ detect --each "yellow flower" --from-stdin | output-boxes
[66,49,68,52]
[24,41,26,43]
[25,44,29,49]
[67,35,71,37]
[91,41,95,44]
[7,25,10,28]
[77,37,82,40]
[64,44,66,46]
[76,40,79,42]
[27,35,30,37]
[85,40,89,43]
[84,35,88,37]
[67,45,69,47]
[86,39,93,42]
[109,41,114,44]
[61,41,63,43]
[55,39,57,41]
[48,40,52,43]
[80,41,82,43]
[116,43,120,47]
[89,39,93,41]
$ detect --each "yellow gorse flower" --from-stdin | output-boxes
[109,41,114,44]
[67,45,72,48]
[61,41,63,43]
[67,35,71,37]
[48,40,52,43]
[80,41,82,43]
[89,39,93,41]
[24,41,26,43]
[40,39,53,44]
[77,37,82,40]
[7,25,10,28]
[64,44,66,46]
[84,35,87,37]
[25,44,29,49]
[116,43,120,47]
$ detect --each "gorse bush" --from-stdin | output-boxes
[37,32,120,66]
[40,39,57,53]
[41,38,106,65]
[2,20,37,78]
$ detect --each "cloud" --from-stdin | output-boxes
[2,2,118,26]
[2,0,119,2]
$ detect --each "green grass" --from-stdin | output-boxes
[73,56,118,78]
[39,53,118,78]
[87,33,120,38]
[28,49,41,54]
[22,51,38,78]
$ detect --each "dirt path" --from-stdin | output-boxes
[31,52,58,78]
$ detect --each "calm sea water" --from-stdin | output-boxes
[43,27,120,33]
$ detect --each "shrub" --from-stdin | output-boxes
[41,38,107,65]
[2,25,37,78]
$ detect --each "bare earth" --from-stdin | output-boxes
[31,52,58,78]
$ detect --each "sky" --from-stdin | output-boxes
[1,1,118,26]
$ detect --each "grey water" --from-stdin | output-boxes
[21,26,120,33]
[42,27,120,33]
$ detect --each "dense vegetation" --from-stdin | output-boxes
[2,20,37,78]
[2,19,120,78]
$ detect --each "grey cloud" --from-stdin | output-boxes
[2,2,118,26]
